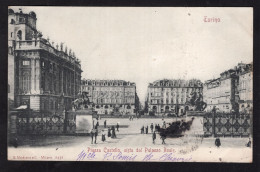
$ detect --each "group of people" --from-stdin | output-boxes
[140,123,163,134]
[129,116,134,121]
[107,125,118,139]
[91,119,120,144]
[139,123,167,145]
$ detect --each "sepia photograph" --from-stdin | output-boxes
[7,6,253,162]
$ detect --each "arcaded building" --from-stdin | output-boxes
[146,79,203,115]
[81,79,138,115]
[8,8,82,114]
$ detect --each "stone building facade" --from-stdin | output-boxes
[8,8,82,114]
[203,62,252,113]
[236,63,253,113]
[81,79,137,115]
[146,79,203,115]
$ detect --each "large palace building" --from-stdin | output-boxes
[81,79,138,115]
[146,79,203,115]
[8,8,82,113]
[203,62,252,113]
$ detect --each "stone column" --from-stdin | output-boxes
[61,66,63,94]
[35,58,40,94]
[30,58,35,94]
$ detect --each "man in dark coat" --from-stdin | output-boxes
[111,126,116,138]
[157,124,161,132]
[108,127,111,137]
[215,137,221,147]
[150,123,154,133]
[141,126,144,134]
[160,133,166,144]
[90,129,95,144]
[152,131,156,144]
[246,138,251,147]
[104,120,107,128]
[146,126,148,134]
[94,129,98,144]
[116,123,119,132]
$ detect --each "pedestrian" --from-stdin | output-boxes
[129,116,131,121]
[150,123,154,133]
[246,138,251,147]
[116,122,119,132]
[94,129,98,144]
[108,127,111,137]
[141,126,144,134]
[111,126,116,138]
[146,126,148,134]
[96,120,99,127]
[162,121,166,129]
[160,133,166,144]
[157,124,161,132]
[104,120,107,128]
[102,130,106,142]
[152,131,156,144]
[215,137,221,148]
[90,129,95,144]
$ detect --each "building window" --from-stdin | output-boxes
[19,17,25,23]
[17,30,22,40]
[10,19,15,24]
[22,71,30,93]
[22,60,30,66]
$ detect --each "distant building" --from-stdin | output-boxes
[203,62,252,113]
[8,8,82,113]
[146,79,203,115]
[81,79,138,115]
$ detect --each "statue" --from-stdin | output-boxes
[71,91,94,110]
[185,90,207,111]
[60,42,64,51]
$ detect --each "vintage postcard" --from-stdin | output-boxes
[8,7,253,162]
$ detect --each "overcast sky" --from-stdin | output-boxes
[11,7,253,104]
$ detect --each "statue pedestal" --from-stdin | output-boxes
[69,109,93,134]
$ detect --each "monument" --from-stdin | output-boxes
[70,91,94,134]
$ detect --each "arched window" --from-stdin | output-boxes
[10,19,15,24]
[17,30,22,40]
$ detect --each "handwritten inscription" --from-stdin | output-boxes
[76,150,192,162]
[77,150,96,161]
[103,152,137,161]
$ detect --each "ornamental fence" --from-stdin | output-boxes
[9,111,76,135]
[203,113,252,137]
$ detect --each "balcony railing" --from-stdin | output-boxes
[15,40,81,69]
